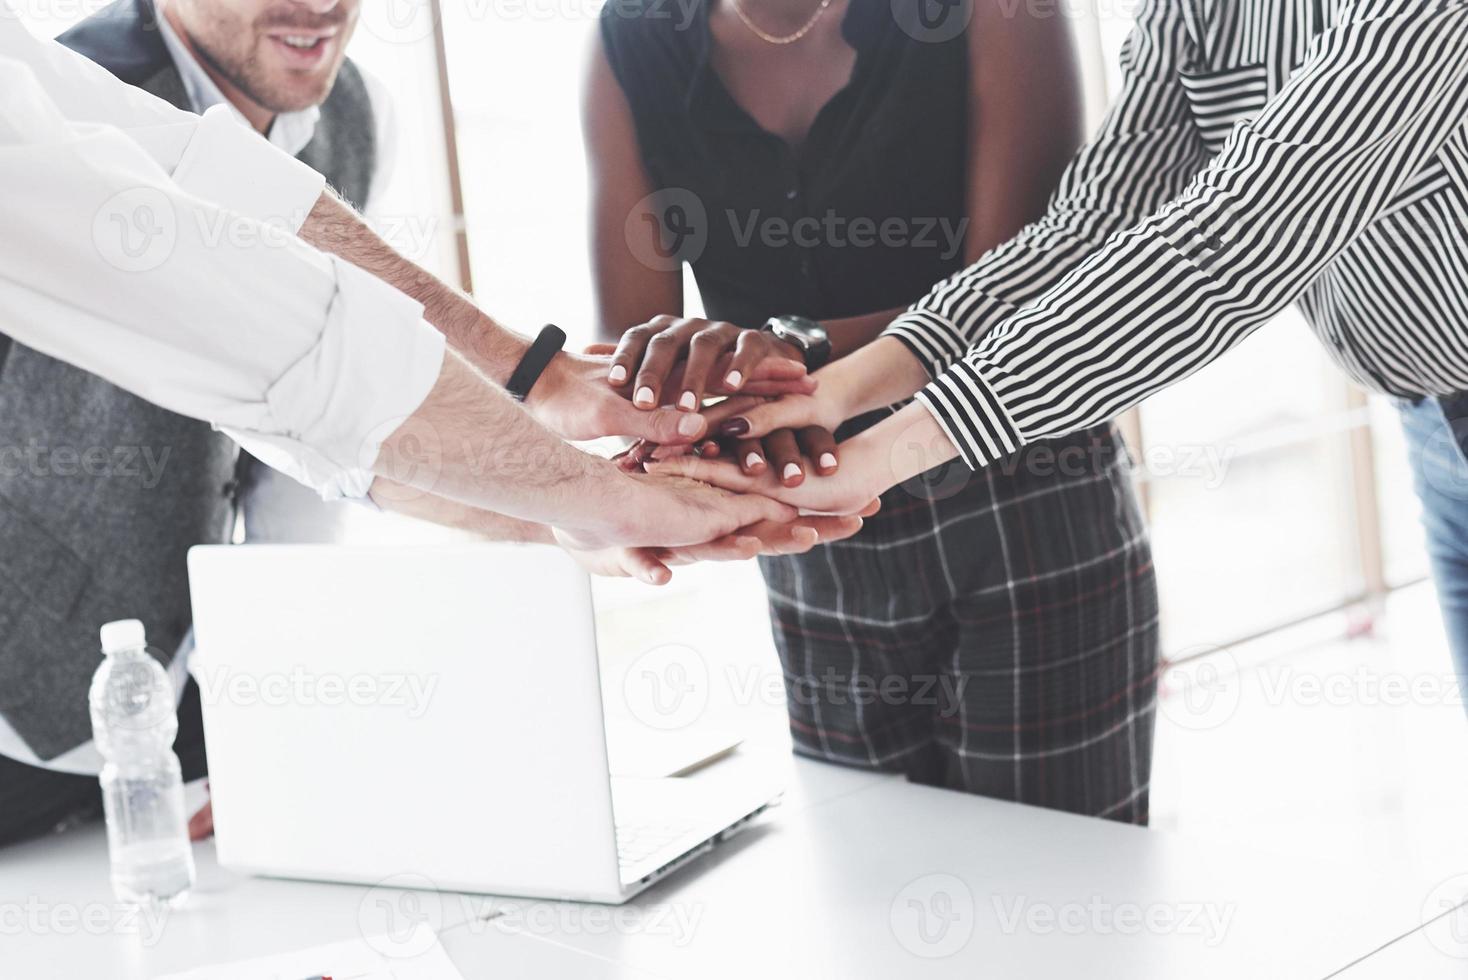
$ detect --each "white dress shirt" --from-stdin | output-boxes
[0,9,445,498]
[0,10,447,772]
[152,8,402,546]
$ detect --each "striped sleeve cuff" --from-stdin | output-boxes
[913,359,1024,470]
[882,309,972,378]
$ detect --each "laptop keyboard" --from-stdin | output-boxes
[615,821,697,870]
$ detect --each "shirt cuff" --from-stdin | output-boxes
[171,105,326,233]
[260,257,446,494]
[914,359,1024,470]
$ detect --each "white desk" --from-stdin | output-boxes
[2,753,1458,979]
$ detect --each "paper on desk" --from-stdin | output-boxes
[154,924,462,980]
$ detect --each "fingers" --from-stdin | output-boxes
[666,534,764,564]
[605,400,708,444]
[724,330,783,394]
[763,428,804,486]
[711,396,819,441]
[634,321,696,409]
[652,455,761,493]
[701,395,766,430]
[679,322,741,410]
[608,320,663,389]
[797,426,839,475]
[188,800,214,842]
[619,548,673,586]
[584,343,617,356]
[736,437,767,475]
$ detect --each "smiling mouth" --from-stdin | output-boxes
[267,31,338,60]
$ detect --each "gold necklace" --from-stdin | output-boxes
[730,0,834,44]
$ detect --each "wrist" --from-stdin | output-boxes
[843,401,960,497]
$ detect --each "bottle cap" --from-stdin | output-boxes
[100,619,147,655]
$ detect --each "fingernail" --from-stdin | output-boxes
[677,414,705,438]
[719,417,749,437]
[635,386,655,408]
[609,364,628,384]
[819,453,838,470]
[678,390,698,411]
[725,370,743,389]
[782,463,802,482]
[745,452,764,470]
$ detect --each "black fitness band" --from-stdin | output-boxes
[505,324,567,402]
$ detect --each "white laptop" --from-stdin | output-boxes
[186,544,781,904]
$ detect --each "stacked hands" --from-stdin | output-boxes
[549,316,904,585]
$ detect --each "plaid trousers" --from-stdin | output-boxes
[758,422,1159,825]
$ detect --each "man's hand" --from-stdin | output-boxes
[556,506,877,585]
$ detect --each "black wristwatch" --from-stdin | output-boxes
[761,315,831,371]
[505,324,567,402]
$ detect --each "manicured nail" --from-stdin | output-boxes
[677,414,705,438]
[782,463,802,482]
[725,370,743,390]
[609,364,628,384]
[678,390,698,411]
[819,453,838,470]
[634,386,655,408]
[719,417,749,437]
[745,452,764,470]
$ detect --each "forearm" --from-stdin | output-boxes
[372,349,633,540]
[820,308,905,361]
[299,191,530,385]
[367,481,555,544]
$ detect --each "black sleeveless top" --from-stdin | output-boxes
[599,0,970,331]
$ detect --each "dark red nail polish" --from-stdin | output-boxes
[718,417,750,437]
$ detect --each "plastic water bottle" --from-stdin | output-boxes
[89,619,196,907]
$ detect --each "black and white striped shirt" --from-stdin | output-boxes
[886,0,1468,469]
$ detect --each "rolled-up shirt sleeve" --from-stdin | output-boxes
[913,0,1468,469]
[0,54,445,498]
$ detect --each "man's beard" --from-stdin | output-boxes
[186,13,347,114]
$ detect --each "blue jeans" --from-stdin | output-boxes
[1400,396,1468,686]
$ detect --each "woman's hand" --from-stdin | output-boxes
[599,316,814,410]
[646,440,887,517]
